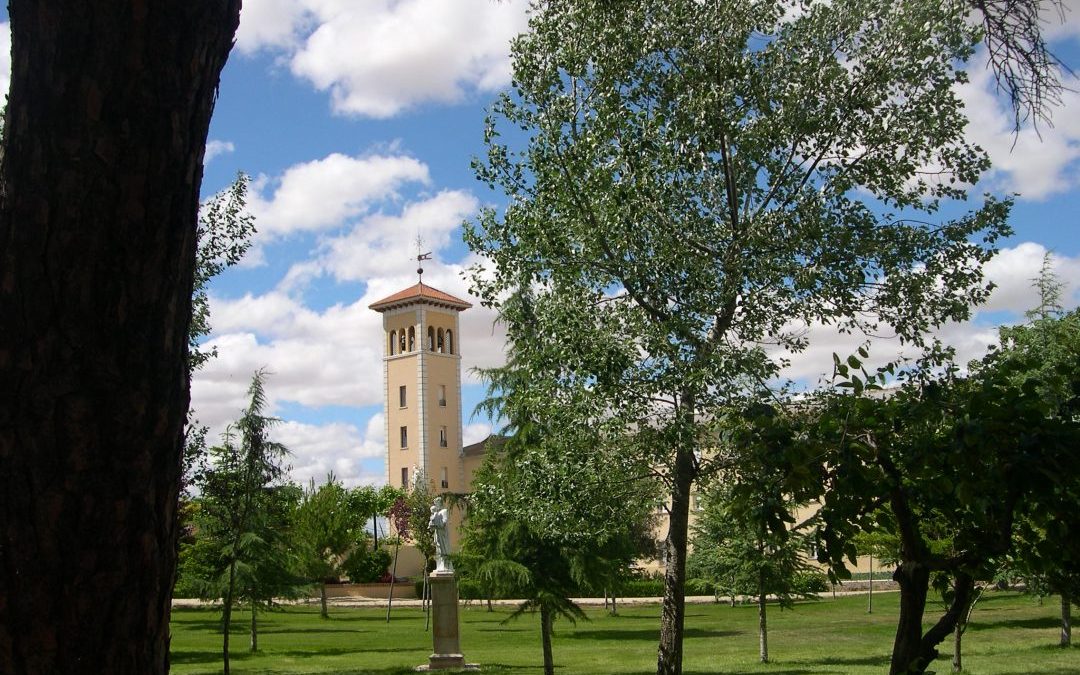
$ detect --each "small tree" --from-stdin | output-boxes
[293,473,366,618]
[690,403,820,663]
[192,371,296,674]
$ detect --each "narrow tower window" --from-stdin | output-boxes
[441,467,449,489]
[446,329,454,355]
[439,426,448,448]
[437,328,444,353]
[398,331,406,354]
[400,426,408,449]
[438,384,447,407]
[427,326,435,351]
[401,467,409,488]
[389,330,397,355]
[407,326,416,351]
[399,385,406,408]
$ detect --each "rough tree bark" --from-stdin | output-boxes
[0,2,241,673]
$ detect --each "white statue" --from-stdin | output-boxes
[429,496,453,574]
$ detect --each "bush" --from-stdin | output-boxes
[343,546,392,583]
[685,578,715,596]
[792,571,829,594]
[621,579,665,597]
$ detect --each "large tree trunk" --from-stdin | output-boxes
[0,2,240,673]
[891,562,932,675]
[1062,592,1072,647]
[320,582,329,619]
[657,442,695,675]
[891,566,975,675]
[541,603,555,675]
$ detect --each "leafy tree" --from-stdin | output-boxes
[0,3,240,671]
[349,484,401,550]
[466,1,1009,672]
[293,473,367,618]
[461,440,656,675]
[806,344,1080,674]
[992,289,1080,647]
[184,173,257,496]
[689,405,819,663]
[194,371,299,674]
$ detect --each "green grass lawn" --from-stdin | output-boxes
[171,591,1079,674]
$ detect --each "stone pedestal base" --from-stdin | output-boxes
[416,572,479,671]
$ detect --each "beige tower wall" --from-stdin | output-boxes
[379,300,469,558]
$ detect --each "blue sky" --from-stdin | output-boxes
[2,1,1078,488]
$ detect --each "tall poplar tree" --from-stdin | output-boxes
[466,1,1010,673]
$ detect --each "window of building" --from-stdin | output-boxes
[400,426,408,449]
[439,426,448,448]
[407,326,416,351]
[446,329,454,355]
[398,331,406,354]
[398,385,407,408]
[440,467,449,489]
[438,384,447,407]
[389,330,397,355]
[401,467,408,488]
[437,328,444,353]
[427,326,435,351]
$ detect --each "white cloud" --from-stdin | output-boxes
[247,152,431,238]
[235,0,529,118]
[204,139,235,164]
[777,243,1080,384]
[275,417,385,488]
[0,24,9,98]
[281,190,479,289]
[958,51,1080,199]
[236,0,311,53]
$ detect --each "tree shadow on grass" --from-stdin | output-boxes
[567,628,740,641]
[275,646,418,658]
[967,616,1059,631]
[803,653,890,668]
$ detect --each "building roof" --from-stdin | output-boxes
[368,282,473,313]
[462,434,507,458]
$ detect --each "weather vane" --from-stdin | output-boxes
[416,235,431,285]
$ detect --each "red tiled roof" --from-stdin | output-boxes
[368,283,473,312]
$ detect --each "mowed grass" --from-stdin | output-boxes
[171,591,1079,674]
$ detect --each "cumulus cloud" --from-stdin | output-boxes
[247,152,431,237]
[234,0,529,118]
[777,243,1080,384]
[204,140,236,164]
[958,51,1080,199]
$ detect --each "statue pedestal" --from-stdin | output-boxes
[416,572,477,671]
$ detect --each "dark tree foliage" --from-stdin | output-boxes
[806,339,1080,674]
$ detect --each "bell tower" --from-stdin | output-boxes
[369,279,471,502]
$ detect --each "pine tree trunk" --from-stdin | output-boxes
[321,582,329,619]
[0,2,240,673]
[250,598,258,652]
[1062,593,1072,647]
[223,560,237,675]
[657,441,694,675]
[541,603,555,675]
